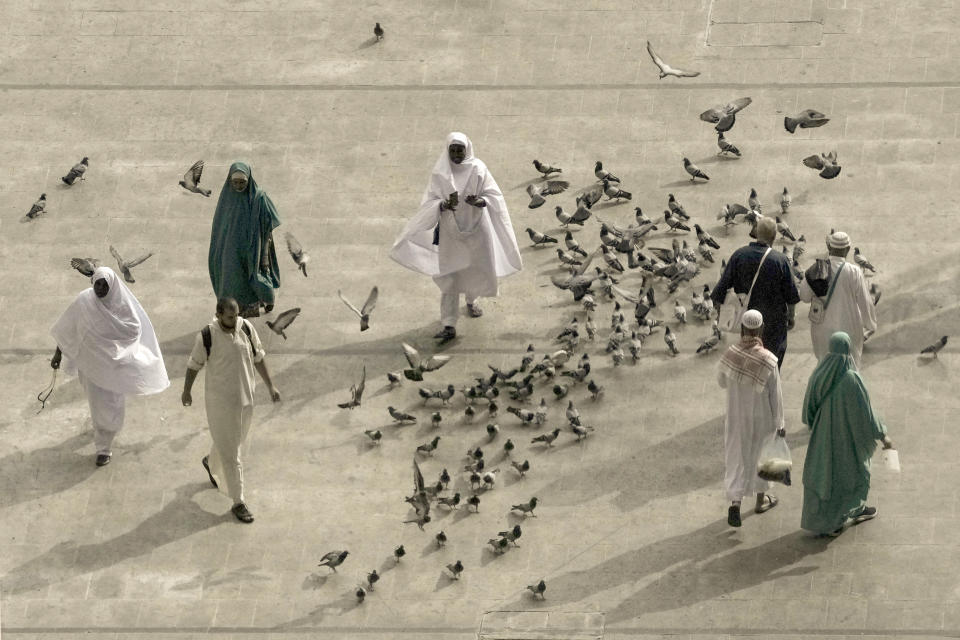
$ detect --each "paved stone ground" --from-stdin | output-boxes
[1,0,959,638]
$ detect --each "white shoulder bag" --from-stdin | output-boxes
[718,248,771,333]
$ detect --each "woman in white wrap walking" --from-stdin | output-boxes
[390,132,522,342]
[50,266,170,466]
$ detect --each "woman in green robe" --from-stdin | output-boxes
[208,162,282,318]
[801,331,894,536]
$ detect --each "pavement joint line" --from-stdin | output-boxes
[0,82,959,91]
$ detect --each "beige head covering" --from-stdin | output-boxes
[826,231,850,249]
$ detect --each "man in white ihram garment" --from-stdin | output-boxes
[798,231,877,369]
[49,266,170,467]
[181,297,280,524]
[390,131,522,343]
[717,309,785,527]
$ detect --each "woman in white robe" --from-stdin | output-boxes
[50,266,170,465]
[390,131,522,340]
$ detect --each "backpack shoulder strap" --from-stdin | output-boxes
[201,325,212,358]
[240,319,257,357]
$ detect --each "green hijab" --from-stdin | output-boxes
[208,162,282,307]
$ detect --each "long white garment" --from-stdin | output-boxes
[187,318,264,503]
[798,257,877,368]
[78,371,125,455]
[389,131,522,298]
[718,363,784,502]
[50,266,169,395]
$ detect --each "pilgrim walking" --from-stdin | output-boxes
[208,162,283,319]
[390,132,522,342]
[181,297,281,523]
[49,267,170,466]
[717,310,785,527]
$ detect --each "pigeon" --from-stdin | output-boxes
[563,231,588,256]
[535,398,548,425]
[438,492,460,509]
[61,157,88,185]
[674,300,687,323]
[699,97,752,133]
[556,248,583,266]
[527,181,570,209]
[533,159,561,176]
[317,550,349,573]
[697,332,720,354]
[645,41,700,79]
[482,468,500,489]
[602,179,631,201]
[435,530,447,547]
[388,406,417,424]
[779,187,791,214]
[556,204,592,227]
[431,411,442,427]
[373,22,384,40]
[26,193,46,219]
[784,109,829,133]
[776,217,796,242]
[109,245,153,284]
[802,151,841,179]
[463,405,476,422]
[394,545,405,562]
[664,211,691,232]
[683,157,709,181]
[467,494,481,512]
[402,342,452,381]
[337,366,366,409]
[870,283,881,306]
[439,468,451,487]
[717,202,750,227]
[666,194,689,220]
[664,326,679,355]
[446,560,464,579]
[571,424,595,441]
[748,188,762,213]
[565,400,581,425]
[488,537,510,554]
[511,497,538,517]
[920,336,948,357]
[416,436,441,456]
[486,423,499,440]
[265,307,301,339]
[526,227,559,246]
[602,246,625,272]
[507,406,536,425]
[178,160,211,196]
[337,286,378,332]
[694,224,720,250]
[70,257,100,277]
[367,570,379,589]
[284,232,310,276]
[364,429,382,444]
[511,459,530,477]
[577,183,604,208]
[552,383,569,399]
[587,379,604,400]
[531,428,561,447]
[716,133,741,156]
[503,438,514,455]
[387,371,402,387]
[594,161,620,183]
[527,579,547,599]
[853,247,876,273]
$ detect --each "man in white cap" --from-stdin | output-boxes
[717,309,785,527]
[389,132,523,343]
[798,231,877,369]
[50,266,170,466]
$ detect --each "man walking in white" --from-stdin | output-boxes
[390,131,522,343]
[182,297,280,523]
[50,266,170,466]
[798,231,877,369]
[718,310,785,527]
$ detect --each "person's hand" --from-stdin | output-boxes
[881,435,894,449]
[181,390,192,407]
[270,386,281,403]
[777,427,786,438]
[787,316,796,331]
[465,195,486,208]
[50,355,61,370]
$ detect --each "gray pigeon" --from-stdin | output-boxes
[699,97,752,133]
[526,181,569,208]
[70,257,100,277]
[284,232,310,276]
[683,158,709,181]
[265,307,301,339]
[338,286,378,331]
[61,157,88,185]
[26,193,46,219]
[179,160,211,196]
[532,159,561,176]
[784,109,830,133]
[645,41,700,79]
[109,245,153,283]
[802,151,841,179]
[717,133,740,157]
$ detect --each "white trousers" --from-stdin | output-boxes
[79,373,125,456]
[440,292,479,328]
[206,402,255,504]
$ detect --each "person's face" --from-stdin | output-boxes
[93,278,109,298]
[448,143,466,165]
[230,172,249,192]
[216,303,240,330]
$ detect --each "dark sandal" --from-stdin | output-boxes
[755,494,778,514]
[727,505,741,527]
[232,503,254,523]
[852,506,877,524]
[202,456,218,489]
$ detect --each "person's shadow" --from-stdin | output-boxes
[0,431,99,510]
[0,482,229,596]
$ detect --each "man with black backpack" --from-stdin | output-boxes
[182,297,280,523]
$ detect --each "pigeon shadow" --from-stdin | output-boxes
[509,177,548,191]
[420,540,444,558]
[302,572,331,590]
[276,589,363,628]
[479,546,509,567]
[0,482,228,596]
[659,180,703,189]
[0,431,99,510]
[697,154,741,165]
[356,37,380,50]
[434,572,458,591]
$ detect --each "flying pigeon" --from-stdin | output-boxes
[178,160,211,196]
[784,109,830,133]
[265,307,301,339]
[802,151,841,179]
[526,180,570,208]
[61,157,88,185]
[532,159,561,176]
[109,245,153,284]
[699,97,752,133]
[70,257,100,277]
[645,41,700,79]
[338,286,378,331]
[401,342,452,381]
[337,366,366,409]
[284,232,310,276]
[683,157,709,181]
[779,187,791,214]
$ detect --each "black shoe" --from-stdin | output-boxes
[232,502,254,523]
[433,326,456,342]
[466,303,483,318]
[202,456,218,488]
[852,506,877,524]
[727,504,741,527]
[264,304,274,313]
[95,454,111,467]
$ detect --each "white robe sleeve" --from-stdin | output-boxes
[854,267,877,333]
[187,332,206,371]
[766,366,785,430]
[797,275,814,303]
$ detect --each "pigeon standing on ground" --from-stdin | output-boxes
[265,307,301,339]
[317,550,349,573]
[512,497,539,516]
[748,188,761,213]
[645,41,700,79]
[26,193,47,219]
[683,158,709,182]
[664,326,679,355]
[446,560,464,579]
[526,228,558,246]
[284,232,310,276]
[109,245,154,284]
[594,161,620,183]
[602,179,631,201]
[388,406,417,424]
[61,157,88,185]
[532,159,561,176]
[784,109,830,133]
[338,287,378,331]
[374,22,384,40]
[527,579,547,598]
[716,133,740,157]
[178,160,211,196]
[920,336,948,357]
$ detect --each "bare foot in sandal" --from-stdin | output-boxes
[755,493,778,514]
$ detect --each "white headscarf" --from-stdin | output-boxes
[390,132,522,278]
[50,266,169,395]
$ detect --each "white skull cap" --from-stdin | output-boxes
[741,309,763,329]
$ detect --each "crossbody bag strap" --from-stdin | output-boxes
[822,261,845,311]
[743,248,772,308]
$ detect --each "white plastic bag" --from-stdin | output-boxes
[757,432,792,485]
[880,448,900,473]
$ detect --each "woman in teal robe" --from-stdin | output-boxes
[208,162,282,317]
[801,332,894,536]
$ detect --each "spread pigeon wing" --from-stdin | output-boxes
[109,245,124,265]
[273,307,301,329]
[361,286,379,315]
[184,160,204,186]
[611,284,639,304]
[285,232,303,261]
[70,258,98,276]
[541,180,570,195]
[413,459,425,493]
[725,97,752,114]
[646,41,666,72]
[802,154,826,170]
[124,252,154,268]
[422,354,452,371]
[355,366,366,401]
[338,290,363,318]
[401,342,421,369]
